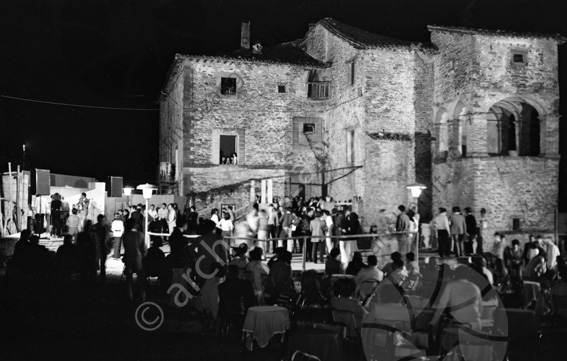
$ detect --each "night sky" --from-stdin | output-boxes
[1,0,566,198]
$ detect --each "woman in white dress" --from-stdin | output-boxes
[167,203,176,235]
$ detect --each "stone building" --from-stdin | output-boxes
[159,18,564,239]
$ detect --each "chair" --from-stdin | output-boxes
[358,279,379,300]
[480,304,497,330]
[331,310,359,339]
[361,320,423,361]
[291,350,322,361]
[523,280,541,308]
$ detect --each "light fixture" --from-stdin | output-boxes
[137,183,156,199]
[136,183,157,248]
[406,183,426,198]
[123,187,133,196]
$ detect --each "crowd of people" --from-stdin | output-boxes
[6,193,567,359]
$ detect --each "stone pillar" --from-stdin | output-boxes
[542,114,560,157]
[250,180,255,203]
[260,180,267,204]
[267,179,273,204]
[467,113,488,157]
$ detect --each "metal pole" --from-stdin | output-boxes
[145,198,150,248]
[302,236,306,272]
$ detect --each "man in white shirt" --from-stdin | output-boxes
[432,207,451,257]
[111,213,125,259]
[147,204,157,222]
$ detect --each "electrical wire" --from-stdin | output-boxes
[0,94,159,111]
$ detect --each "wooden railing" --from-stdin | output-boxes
[307,81,330,99]
[223,231,419,271]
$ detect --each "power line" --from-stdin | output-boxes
[0,94,159,111]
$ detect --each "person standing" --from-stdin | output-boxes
[66,208,80,243]
[76,193,90,231]
[158,203,169,234]
[122,218,148,301]
[167,203,177,236]
[50,193,63,237]
[464,207,477,256]
[396,205,411,254]
[310,211,327,264]
[111,212,124,259]
[147,204,157,223]
[432,208,451,257]
[476,208,488,255]
[449,206,467,257]
[93,214,111,281]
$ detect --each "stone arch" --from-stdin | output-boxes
[435,107,449,153]
[453,102,468,157]
[486,96,543,156]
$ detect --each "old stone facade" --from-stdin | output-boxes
[159,19,564,238]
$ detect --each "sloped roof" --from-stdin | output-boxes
[428,25,566,43]
[316,18,437,51]
[181,41,327,68]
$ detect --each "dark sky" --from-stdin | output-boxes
[1,0,566,190]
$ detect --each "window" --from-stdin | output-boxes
[307,82,330,99]
[303,123,315,133]
[220,77,237,95]
[219,135,237,164]
[510,50,527,66]
[347,60,355,85]
[513,54,524,63]
[346,130,355,164]
[212,128,245,165]
[278,85,286,93]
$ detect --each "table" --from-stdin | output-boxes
[285,327,345,361]
[242,306,290,351]
[330,274,354,285]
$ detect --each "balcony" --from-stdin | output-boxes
[307,81,330,100]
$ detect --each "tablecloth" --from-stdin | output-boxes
[242,306,289,350]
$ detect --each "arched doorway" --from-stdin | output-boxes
[487,98,541,156]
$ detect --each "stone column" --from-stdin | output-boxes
[467,113,488,157]
[542,114,560,157]
[260,180,267,204]
[267,179,273,204]
[250,180,255,203]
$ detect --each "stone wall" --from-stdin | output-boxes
[184,166,286,216]
[430,29,561,244]
[171,56,325,208]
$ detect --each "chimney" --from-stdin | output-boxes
[241,21,250,50]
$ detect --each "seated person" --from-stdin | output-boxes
[245,247,270,305]
[28,235,51,272]
[429,266,483,331]
[355,255,384,299]
[325,247,343,276]
[218,265,255,324]
[56,234,80,275]
[143,238,171,290]
[382,252,403,275]
[269,249,293,300]
[524,255,546,282]
[330,278,368,330]
[503,239,523,279]
[10,229,32,269]
[386,258,408,286]
[472,256,494,286]
[229,243,248,280]
[402,252,421,292]
[346,251,367,276]
[364,283,411,332]
[195,262,226,320]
